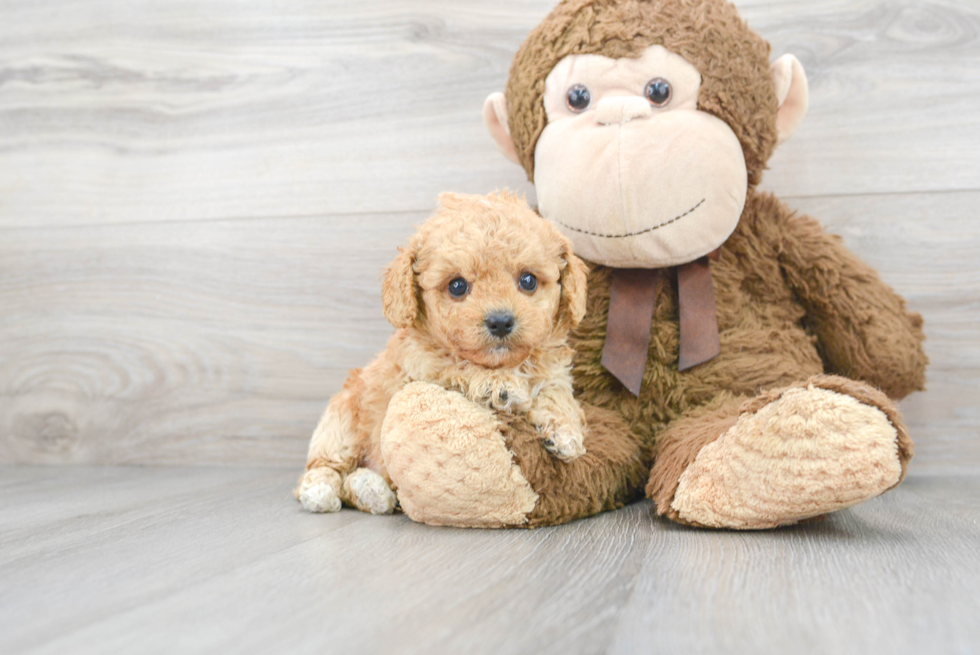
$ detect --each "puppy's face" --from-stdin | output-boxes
[382,192,588,369]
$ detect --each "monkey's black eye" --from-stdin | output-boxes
[448,277,469,298]
[518,272,538,293]
[566,84,591,112]
[644,78,672,107]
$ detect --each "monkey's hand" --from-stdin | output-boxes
[778,207,927,399]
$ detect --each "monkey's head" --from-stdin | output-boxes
[484,0,808,268]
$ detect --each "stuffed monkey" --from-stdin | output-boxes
[380,0,927,529]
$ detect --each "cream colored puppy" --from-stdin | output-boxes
[296,191,590,515]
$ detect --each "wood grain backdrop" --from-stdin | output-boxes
[1,0,978,470]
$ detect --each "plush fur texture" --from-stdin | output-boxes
[297,191,592,513]
[384,192,925,528]
[506,0,778,185]
[507,402,650,527]
[670,384,902,528]
[570,192,927,439]
[381,382,540,527]
[379,0,927,530]
[657,375,912,528]
[531,44,750,268]
[381,381,648,527]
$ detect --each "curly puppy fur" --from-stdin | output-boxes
[296,191,590,514]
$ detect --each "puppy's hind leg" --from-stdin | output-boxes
[297,467,344,513]
[341,468,397,515]
[296,380,362,513]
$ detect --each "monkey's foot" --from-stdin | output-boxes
[296,466,343,513]
[380,382,538,528]
[649,376,913,529]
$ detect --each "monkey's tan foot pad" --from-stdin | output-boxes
[342,468,396,515]
[296,467,343,513]
[380,381,538,528]
[670,382,905,529]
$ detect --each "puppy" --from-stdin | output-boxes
[296,191,590,515]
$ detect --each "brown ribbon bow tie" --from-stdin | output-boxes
[600,254,721,396]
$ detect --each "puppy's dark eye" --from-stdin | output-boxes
[448,277,469,298]
[518,272,538,293]
[644,78,672,107]
[566,84,591,112]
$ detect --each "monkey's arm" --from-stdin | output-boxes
[775,204,927,399]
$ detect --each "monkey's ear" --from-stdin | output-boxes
[771,54,809,144]
[557,243,590,331]
[483,92,521,165]
[381,244,419,329]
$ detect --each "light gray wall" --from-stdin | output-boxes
[1,0,978,471]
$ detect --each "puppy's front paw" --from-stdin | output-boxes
[491,384,530,412]
[475,375,530,413]
[541,425,587,462]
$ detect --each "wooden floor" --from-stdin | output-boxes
[1,466,978,655]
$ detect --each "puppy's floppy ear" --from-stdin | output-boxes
[381,241,419,329]
[556,237,589,330]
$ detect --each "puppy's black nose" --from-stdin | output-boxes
[485,312,516,338]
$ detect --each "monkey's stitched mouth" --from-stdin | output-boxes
[554,197,706,239]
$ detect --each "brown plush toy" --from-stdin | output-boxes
[380,0,927,529]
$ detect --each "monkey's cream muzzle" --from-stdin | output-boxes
[533,46,748,269]
[593,96,653,125]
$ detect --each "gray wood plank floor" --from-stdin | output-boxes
[1,466,978,655]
